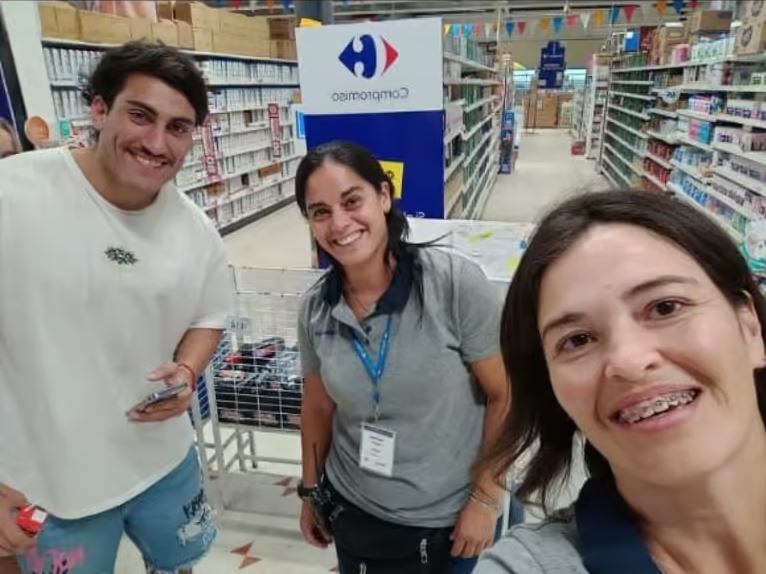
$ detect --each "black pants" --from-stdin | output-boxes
[321,479,455,574]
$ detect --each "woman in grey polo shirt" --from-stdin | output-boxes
[477,190,766,573]
[294,141,511,573]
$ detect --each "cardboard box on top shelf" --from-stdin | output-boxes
[250,37,272,57]
[743,1,766,23]
[130,17,152,41]
[79,11,131,44]
[249,17,270,39]
[192,28,214,52]
[689,10,733,34]
[175,2,219,32]
[176,21,194,49]
[38,3,58,37]
[156,1,173,21]
[219,11,250,35]
[151,19,179,47]
[39,2,80,40]
[735,20,766,55]
[269,17,295,40]
[270,40,297,60]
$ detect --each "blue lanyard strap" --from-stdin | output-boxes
[351,315,393,422]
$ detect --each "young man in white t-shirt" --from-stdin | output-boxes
[0,42,231,573]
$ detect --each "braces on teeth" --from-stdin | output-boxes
[619,390,696,424]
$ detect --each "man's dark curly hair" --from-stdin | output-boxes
[82,41,208,125]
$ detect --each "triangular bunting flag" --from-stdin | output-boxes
[580,11,591,29]
[656,0,667,16]
[463,23,472,36]
[266,0,274,9]
[640,2,650,20]
[505,20,515,36]
[517,20,526,35]
[565,13,578,28]
[610,6,621,25]
[231,0,241,8]
[239,556,261,570]
[690,0,699,8]
[624,4,637,22]
[473,22,481,36]
[673,0,683,13]
[552,16,564,34]
[538,17,551,32]
[485,23,493,38]
[593,8,605,27]
[232,543,253,556]
[444,24,450,35]
[281,0,290,10]
[451,24,459,37]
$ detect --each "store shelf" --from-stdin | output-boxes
[464,96,495,112]
[444,154,465,182]
[671,160,710,184]
[443,126,464,144]
[643,171,668,191]
[677,109,717,122]
[209,104,292,115]
[612,62,687,73]
[608,104,651,121]
[463,114,493,140]
[706,186,754,218]
[611,80,654,86]
[206,80,299,87]
[468,161,498,220]
[713,142,766,166]
[445,189,462,214]
[672,83,766,93]
[646,153,673,170]
[680,136,713,153]
[715,114,766,129]
[444,78,500,86]
[50,80,79,88]
[607,117,649,139]
[715,165,766,196]
[602,166,621,188]
[650,108,678,118]
[218,195,295,236]
[178,154,301,193]
[604,143,642,176]
[605,128,645,157]
[42,37,298,65]
[611,90,655,102]
[647,130,679,145]
[443,51,496,73]
[602,155,632,186]
[670,183,744,242]
[465,130,493,165]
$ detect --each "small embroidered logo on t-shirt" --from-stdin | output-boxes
[105,247,138,266]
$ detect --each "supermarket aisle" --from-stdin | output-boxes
[482,129,609,222]
[222,129,609,268]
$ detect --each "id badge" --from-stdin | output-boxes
[359,423,396,477]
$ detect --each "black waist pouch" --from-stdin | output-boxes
[318,477,453,574]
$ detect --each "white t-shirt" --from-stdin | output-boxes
[0,148,231,519]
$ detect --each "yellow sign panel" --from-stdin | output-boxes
[379,160,405,199]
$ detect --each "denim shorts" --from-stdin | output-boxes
[17,446,216,574]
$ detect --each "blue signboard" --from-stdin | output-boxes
[296,18,445,218]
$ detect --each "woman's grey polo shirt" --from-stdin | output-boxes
[297,247,502,527]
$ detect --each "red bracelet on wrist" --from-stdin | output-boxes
[177,362,197,392]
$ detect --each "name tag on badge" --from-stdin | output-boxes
[359,423,396,477]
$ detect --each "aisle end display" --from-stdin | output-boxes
[297,18,444,218]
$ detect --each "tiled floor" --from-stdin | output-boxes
[114,128,603,572]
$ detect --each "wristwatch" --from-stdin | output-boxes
[297,481,317,500]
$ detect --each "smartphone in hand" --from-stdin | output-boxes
[126,383,188,416]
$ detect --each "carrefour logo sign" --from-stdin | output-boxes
[338,34,399,79]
